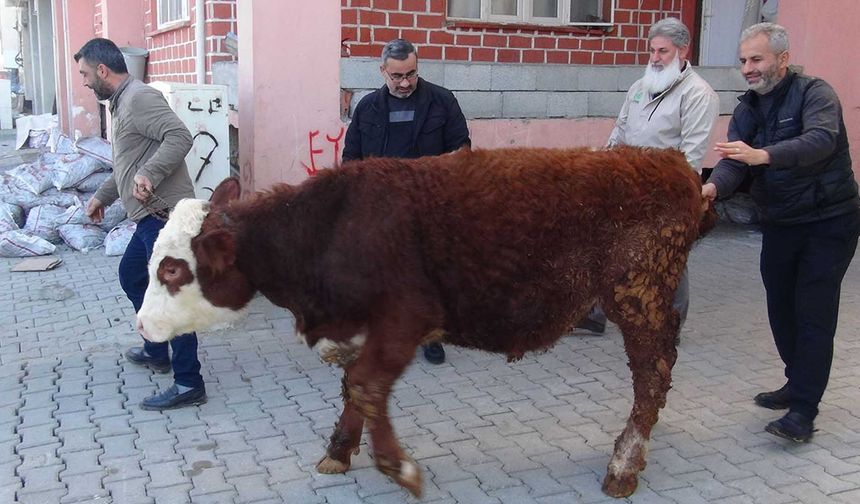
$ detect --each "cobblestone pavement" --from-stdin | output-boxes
[3,215,860,503]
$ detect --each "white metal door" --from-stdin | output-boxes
[150,82,230,199]
[700,0,748,66]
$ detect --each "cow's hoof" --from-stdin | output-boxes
[316,456,350,474]
[395,459,423,498]
[602,472,638,498]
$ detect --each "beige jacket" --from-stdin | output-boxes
[608,63,719,173]
[95,76,194,222]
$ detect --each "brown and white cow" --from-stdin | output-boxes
[137,146,715,498]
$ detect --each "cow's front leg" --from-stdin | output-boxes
[317,372,364,474]
[604,319,677,497]
[602,260,682,497]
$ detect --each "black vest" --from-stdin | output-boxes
[736,72,858,224]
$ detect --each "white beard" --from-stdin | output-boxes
[642,53,683,96]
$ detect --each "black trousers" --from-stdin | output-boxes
[760,208,860,420]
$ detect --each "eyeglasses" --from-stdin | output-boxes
[385,69,418,83]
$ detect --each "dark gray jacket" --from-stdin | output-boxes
[709,71,858,224]
[342,78,470,161]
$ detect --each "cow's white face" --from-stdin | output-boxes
[137,198,249,342]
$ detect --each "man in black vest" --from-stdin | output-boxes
[343,38,471,364]
[703,23,860,442]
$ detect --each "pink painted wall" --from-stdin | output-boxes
[238,0,343,190]
[778,0,860,177]
[469,116,731,169]
[101,0,145,48]
[53,0,100,138]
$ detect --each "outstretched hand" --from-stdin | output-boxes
[85,197,105,224]
[714,141,770,166]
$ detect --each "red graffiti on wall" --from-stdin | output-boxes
[301,126,345,176]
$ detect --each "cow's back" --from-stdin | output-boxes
[400,147,703,355]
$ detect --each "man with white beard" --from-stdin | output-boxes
[575,17,719,339]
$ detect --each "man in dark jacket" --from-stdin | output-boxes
[703,23,860,442]
[343,38,471,365]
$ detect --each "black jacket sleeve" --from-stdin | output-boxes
[342,102,364,162]
[443,96,471,153]
[764,80,842,170]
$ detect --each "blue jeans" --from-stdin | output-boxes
[760,209,860,420]
[118,216,203,388]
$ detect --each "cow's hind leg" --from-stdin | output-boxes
[601,236,686,497]
[317,371,365,474]
[346,339,424,497]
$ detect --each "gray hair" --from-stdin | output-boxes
[648,17,690,48]
[381,39,417,64]
[740,22,790,53]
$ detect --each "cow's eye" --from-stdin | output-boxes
[164,266,179,281]
[156,257,194,294]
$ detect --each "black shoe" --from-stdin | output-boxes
[125,347,171,374]
[140,384,207,411]
[422,343,446,364]
[573,318,606,335]
[754,384,790,410]
[765,411,815,443]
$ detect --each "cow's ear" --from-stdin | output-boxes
[210,177,241,209]
[192,228,236,275]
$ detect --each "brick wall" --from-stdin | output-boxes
[342,0,697,65]
[144,0,237,83]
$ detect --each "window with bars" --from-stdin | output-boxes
[448,0,614,26]
[157,0,189,28]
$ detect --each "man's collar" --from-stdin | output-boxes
[108,75,133,112]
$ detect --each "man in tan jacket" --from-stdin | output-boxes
[78,38,206,410]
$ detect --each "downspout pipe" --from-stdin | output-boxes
[61,0,74,134]
[196,0,205,84]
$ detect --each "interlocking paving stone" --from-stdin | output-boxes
[186,463,234,497]
[145,483,192,504]
[228,473,279,503]
[59,449,103,477]
[98,433,140,460]
[60,471,110,504]
[102,455,147,484]
[16,488,68,504]
[0,481,22,504]
[17,463,65,492]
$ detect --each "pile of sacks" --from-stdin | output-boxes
[0,133,136,257]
